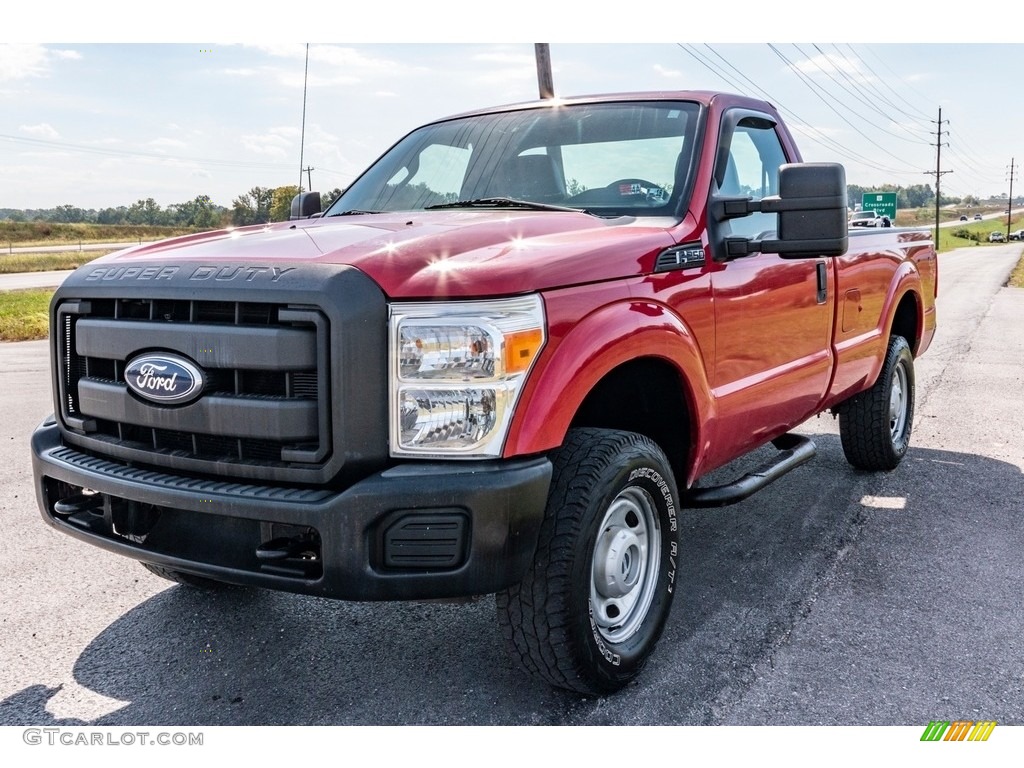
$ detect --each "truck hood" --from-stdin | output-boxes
[94,211,681,298]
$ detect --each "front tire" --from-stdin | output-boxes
[140,562,235,590]
[497,429,680,695]
[839,334,915,470]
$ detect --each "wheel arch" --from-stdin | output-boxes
[503,300,711,486]
[889,288,922,356]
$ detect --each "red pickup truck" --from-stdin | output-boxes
[32,91,937,695]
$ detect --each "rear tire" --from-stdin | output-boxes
[497,428,680,695]
[839,335,915,470]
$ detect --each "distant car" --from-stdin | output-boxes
[988,231,1005,242]
[959,215,968,222]
[849,210,883,228]
[1008,229,1024,241]
[974,214,983,221]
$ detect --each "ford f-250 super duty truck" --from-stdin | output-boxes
[32,91,937,695]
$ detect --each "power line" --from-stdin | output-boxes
[806,44,929,142]
[679,44,911,176]
[767,44,923,173]
[851,44,937,120]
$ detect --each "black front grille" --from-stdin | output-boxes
[56,298,331,476]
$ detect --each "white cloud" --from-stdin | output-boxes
[653,64,683,79]
[241,132,291,157]
[19,122,59,139]
[790,49,872,84]
[148,137,188,151]
[0,44,49,80]
[239,44,415,89]
[0,44,79,81]
[472,51,534,66]
[271,126,301,139]
[471,67,535,88]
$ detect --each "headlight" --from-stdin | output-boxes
[389,295,546,457]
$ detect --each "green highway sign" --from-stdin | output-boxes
[862,192,897,222]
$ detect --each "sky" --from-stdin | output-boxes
[4,5,1024,211]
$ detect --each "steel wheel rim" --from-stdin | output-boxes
[590,485,661,644]
[889,362,909,442]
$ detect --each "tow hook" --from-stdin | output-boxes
[53,493,106,532]
[256,534,321,578]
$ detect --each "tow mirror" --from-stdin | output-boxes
[290,192,322,220]
[716,163,849,259]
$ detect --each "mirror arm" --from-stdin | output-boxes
[716,194,848,223]
[727,235,848,260]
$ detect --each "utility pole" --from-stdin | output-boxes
[534,44,554,99]
[304,166,315,192]
[928,107,951,248]
[298,43,310,192]
[1007,158,1017,240]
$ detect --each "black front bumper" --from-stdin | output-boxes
[32,419,552,600]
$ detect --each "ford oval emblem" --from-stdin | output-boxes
[124,353,205,405]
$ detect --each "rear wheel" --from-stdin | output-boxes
[497,428,680,694]
[839,334,915,470]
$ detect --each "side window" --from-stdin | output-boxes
[717,118,788,239]
[380,142,471,209]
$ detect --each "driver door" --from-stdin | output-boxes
[707,112,834,462]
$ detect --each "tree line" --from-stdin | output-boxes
[847,183,1023,210]
[0,187,344,228]
[4,183,1019,228]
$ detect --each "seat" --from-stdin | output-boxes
[499,155,563,203]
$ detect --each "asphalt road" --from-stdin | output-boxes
[0,245,1022,728]
[2,241,141,255]
[0,270,74,290]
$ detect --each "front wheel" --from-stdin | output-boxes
[839,334,915,470]
[497,429,680,695]
[140,562,236,590]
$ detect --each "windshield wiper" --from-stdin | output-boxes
[328,209,382,216]
[425,197,589,214]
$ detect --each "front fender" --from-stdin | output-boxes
[503,297,713,484]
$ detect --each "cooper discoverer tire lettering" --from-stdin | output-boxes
[497,428,679,695]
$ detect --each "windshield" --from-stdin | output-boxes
[325,100,701,218]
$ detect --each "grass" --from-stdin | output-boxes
[0,251,109,274]
[0,221,196,247]
[1009,255,1024,289]
[0,289,53,341]
[934,216,1022,253]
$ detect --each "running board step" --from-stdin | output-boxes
[685,433,816,508]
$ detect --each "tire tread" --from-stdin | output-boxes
[497,428,677,694]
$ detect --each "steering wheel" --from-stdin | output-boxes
[568,178,669,205]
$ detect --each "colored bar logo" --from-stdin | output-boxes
[920,720,997,741]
